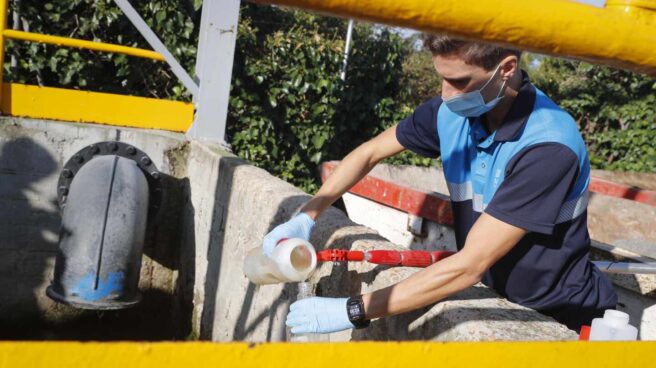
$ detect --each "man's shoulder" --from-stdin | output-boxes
[395,96,443,158]
[531,87,578,127]
[521,87,585,150]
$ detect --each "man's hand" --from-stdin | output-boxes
[262,213,315,257]
[286,297,354,334]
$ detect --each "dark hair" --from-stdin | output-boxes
[422,34,522,70]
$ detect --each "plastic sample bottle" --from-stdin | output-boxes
[244,238,317,285]
[589,309,638,341]
[287,281,329,342]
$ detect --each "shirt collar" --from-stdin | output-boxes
[493,70,536,142]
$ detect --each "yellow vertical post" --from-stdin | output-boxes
[0,0,8,113]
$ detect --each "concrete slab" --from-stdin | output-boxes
[181,146,577,342]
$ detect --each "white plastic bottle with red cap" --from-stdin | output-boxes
[588,309,638,341]
[243,238,317,284]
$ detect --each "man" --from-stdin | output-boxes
[263,35,618,335]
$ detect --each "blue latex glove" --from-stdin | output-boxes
[262,212,315,257]
[286,297,354,334]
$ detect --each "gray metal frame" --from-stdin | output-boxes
[189,0,240,145]
[113,0,199,98]
[111,0,241,144]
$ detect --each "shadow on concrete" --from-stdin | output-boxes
[170,175,197,340]
[0,137,59,338]
[231,282,299,341]
[357,305,563,341]
[352,283,566,341]
[199,156,246,340]
[229,194,307,342]
[141,173,195,340]
[229,190,395,341]
[225,189,386,341]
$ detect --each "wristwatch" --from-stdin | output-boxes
[346,295,371,329]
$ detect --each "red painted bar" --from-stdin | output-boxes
[589,177,656,207]
[320,161,655,227]
[321,161,453,225]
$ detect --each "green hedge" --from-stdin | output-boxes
[227,5,424,192]
[530,58,656,172]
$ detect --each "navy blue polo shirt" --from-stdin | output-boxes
[396,71,617,330]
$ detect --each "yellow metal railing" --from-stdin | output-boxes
[258,0,656,76]
[2,29,165,61]
[0,0,193,131]
[0,0,8,104]
[2,341,656,368]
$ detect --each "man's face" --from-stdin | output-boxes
[433,54,502,102]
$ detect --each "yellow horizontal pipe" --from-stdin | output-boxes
[257,0,656,76]
[606,0,656,10]
[607,0,656,17]
[1,83,193,132]
[3,29,164,61]
[1,341,656,368]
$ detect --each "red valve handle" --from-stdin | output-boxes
[400,251,433,267]
[367,250,455,267]
[367,250,402,265]
[316,249,365,262]
[317,249,455,268]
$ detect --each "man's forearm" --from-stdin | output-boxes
[301,125,405,221]
[361,251,483,319]
[301,144,377,220]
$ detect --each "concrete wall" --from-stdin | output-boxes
[182,143,576,342]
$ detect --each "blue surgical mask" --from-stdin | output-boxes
[443,64,507,118]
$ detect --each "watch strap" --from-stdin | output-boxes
[346,296,371,329]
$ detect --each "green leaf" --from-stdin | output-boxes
[312,134,326,148]
[268,94,277,108]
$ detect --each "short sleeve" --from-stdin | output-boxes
[485,143,580,235]
[395,97,442,158]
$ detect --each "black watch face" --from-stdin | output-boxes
[348,302,362,318]
[347,298,370,329]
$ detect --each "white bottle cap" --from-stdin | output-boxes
[603,309,630,327]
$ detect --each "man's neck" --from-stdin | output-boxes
[483,71,523,133]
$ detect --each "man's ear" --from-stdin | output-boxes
[499,55,519,80]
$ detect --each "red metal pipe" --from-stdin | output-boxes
[316,249,455,268]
